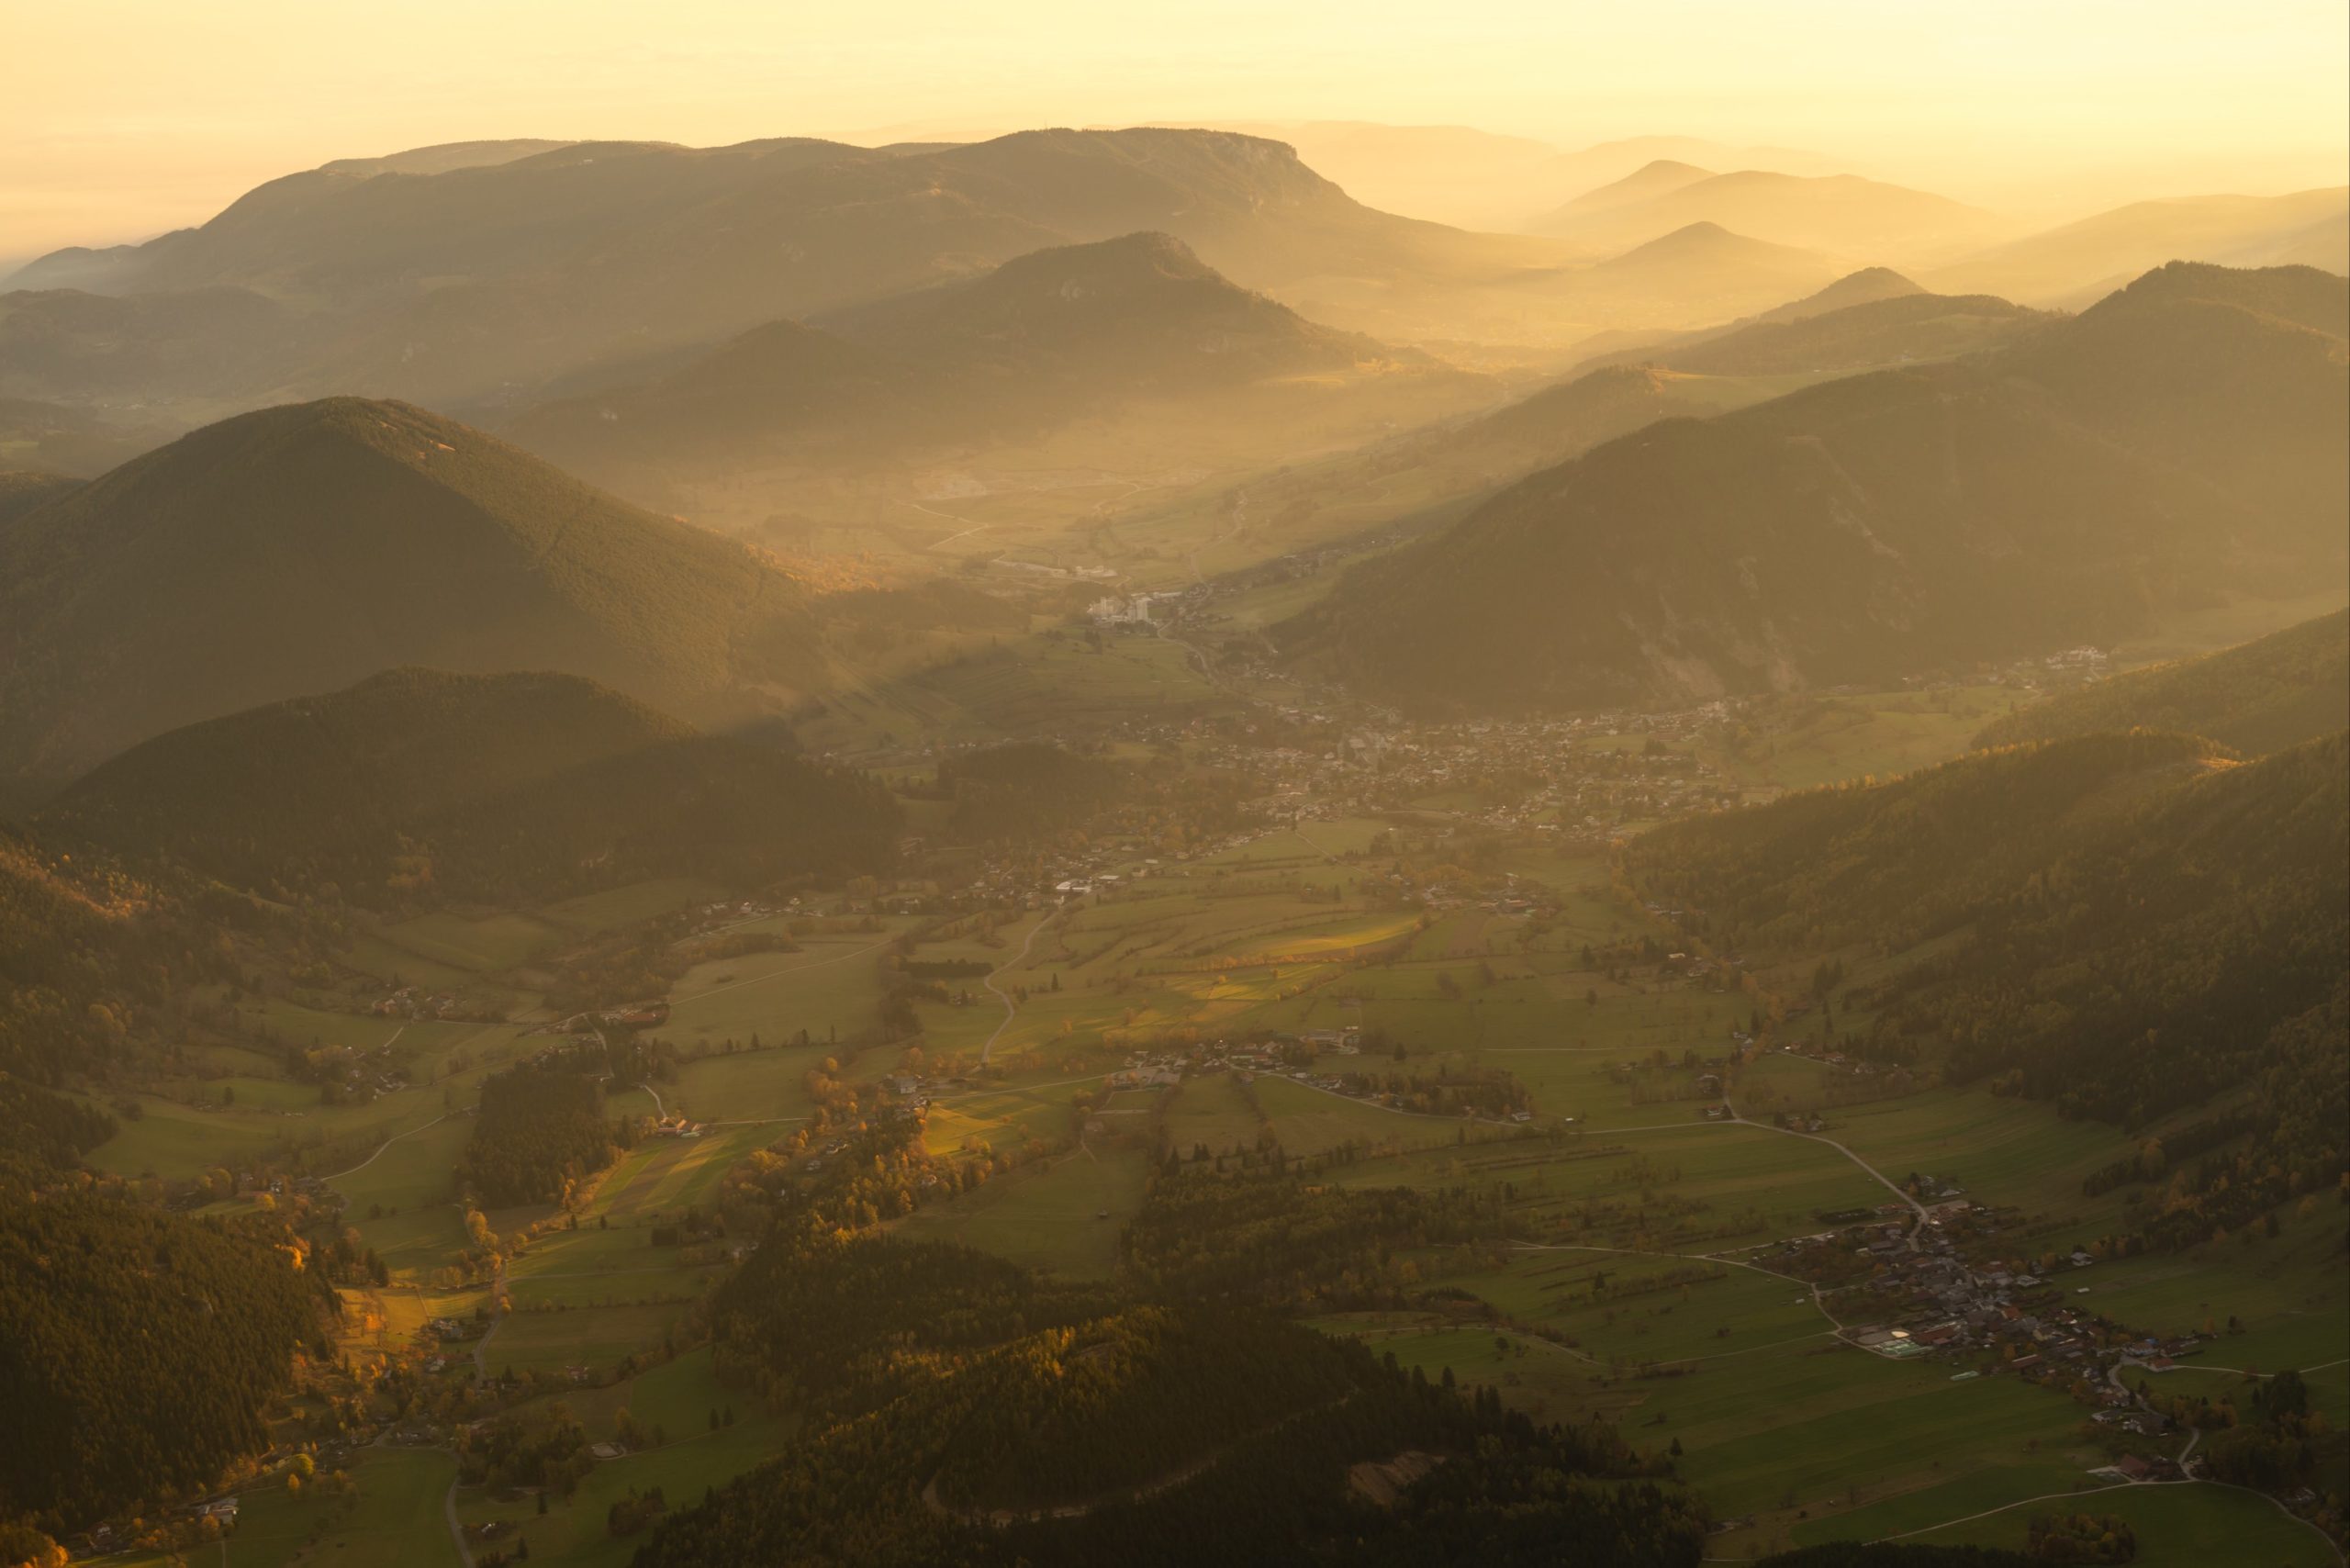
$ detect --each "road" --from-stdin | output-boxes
[979,904,1063,1065]
[1725,1090,1931,1241]
[322,1111,450,1182]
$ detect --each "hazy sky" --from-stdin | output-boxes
[5,0,2345,262]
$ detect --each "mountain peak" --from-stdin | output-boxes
[1758,265,1927,322]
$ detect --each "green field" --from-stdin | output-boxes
[1898,1478,2338,1567]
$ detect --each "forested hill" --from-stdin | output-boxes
[0,398,839,784]
[0,829,213,1092]
[40,668,901,904]
[1295,263,2349,714]
[1975,610,2348,756]
[0,1191,317,1540]
[1627,730,2349,1130]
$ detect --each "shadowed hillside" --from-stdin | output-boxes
[39,668,901,902]
[1295,263,2348,713]
[0,398,844,780]
[1628,729,2349,1127]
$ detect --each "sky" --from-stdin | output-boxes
[4,0,2345,263]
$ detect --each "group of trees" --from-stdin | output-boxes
[924,742,1131,844]
[456,1063,615,1207]
[1121,1168,1496,1310]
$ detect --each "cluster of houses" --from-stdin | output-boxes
[1780,1203,2213,1460]
[369,985,471,1020]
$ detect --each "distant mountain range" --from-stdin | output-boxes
[1975,609,2349,757]
[503,232,1492,491]
[0,398,1014,783]
[1529,163,2013,264]
[39,667,901,902]
[1292,263,2349,713]
[1930,186,2348,304]
[0,129,1598,414]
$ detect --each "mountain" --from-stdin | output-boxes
[1167,120,1563,231]
[1628,729,2348,1132]
[1552,159,1718,217]
[1575,222,1843,321]
[314,138,577,178]
[1608,290,2045,377]
[1293,263,2349,713]
[39,668,901,902]
[0,398,842,782]
[1975,609,2349,756]
[1556,267,1931,374]
[1753,266,1926,322]
[1530,170,2010,264]
[503,232,1473,486]
[1932,186,2350,304]
[1528,137,1849,218]
[1437,363,1746,468]
[0,129,1588,414]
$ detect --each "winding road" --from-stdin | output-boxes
[979,904,1064,1065]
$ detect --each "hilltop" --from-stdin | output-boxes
[39,668,901,902]
[1550,158,1718,217]
[1752,266,1926,322]
[0,398,842,781]
[1975,609,2349,756]
[1294,263,2349,713]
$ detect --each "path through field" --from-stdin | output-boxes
[979,905,1063,1065]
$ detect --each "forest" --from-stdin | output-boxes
[0,1192,318,1540]
[456,1062,618,1208]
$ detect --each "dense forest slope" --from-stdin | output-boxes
[654,1207,1707,1568]
[39,668,901,903]
[0,398,844,782]
[0,1193,316,1538]
[1628,730,2348,1134]
[0,830,218,1089]
[1299,263,2348,713]
[1975,610,2349,756]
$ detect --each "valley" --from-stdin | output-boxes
[1,80,2344,1568]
